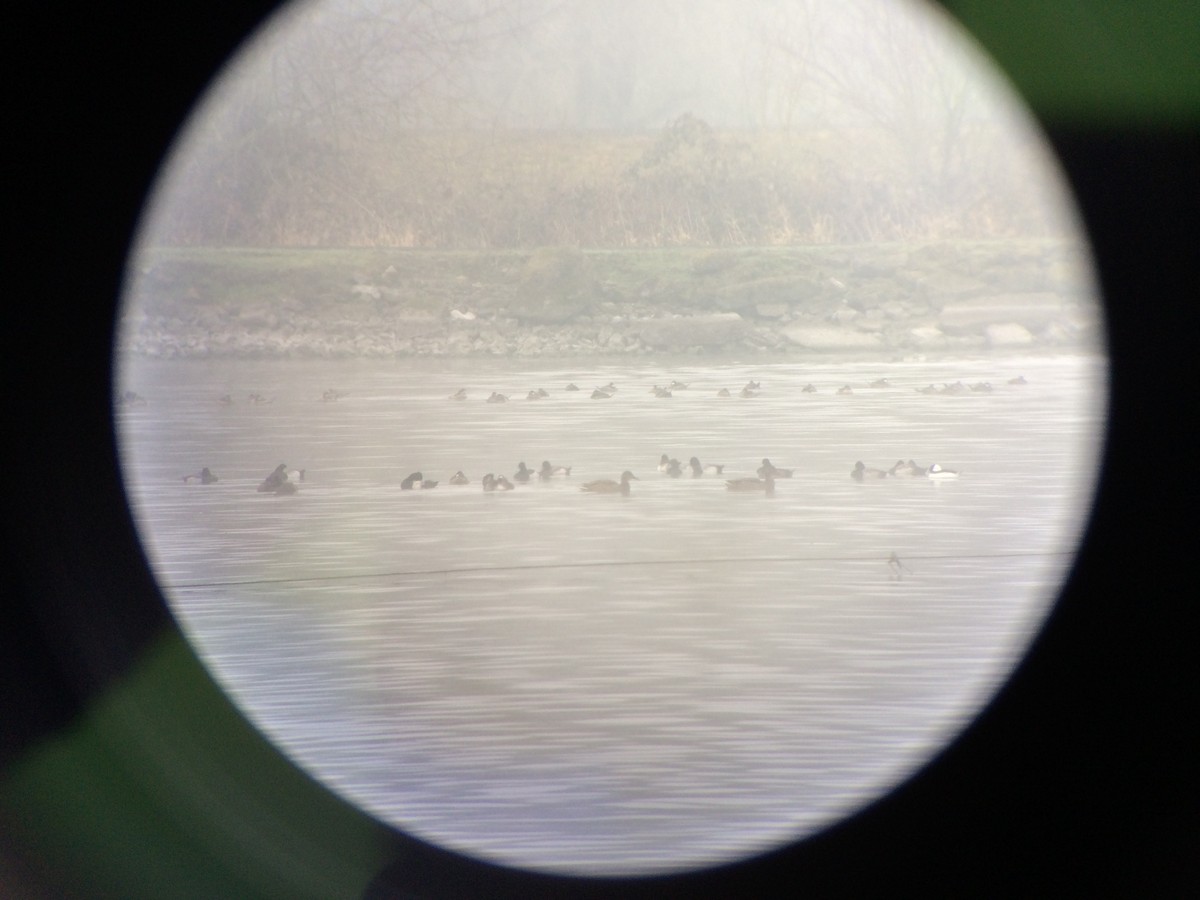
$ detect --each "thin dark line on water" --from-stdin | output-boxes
[169,551,1074,591]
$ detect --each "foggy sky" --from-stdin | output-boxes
[221,0,1023,133]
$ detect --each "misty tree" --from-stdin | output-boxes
[753,0,998,232]
[153,0,559,244]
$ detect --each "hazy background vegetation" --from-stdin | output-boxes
[143,0,1073,249]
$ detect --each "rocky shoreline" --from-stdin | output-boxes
[120,242,1101,359]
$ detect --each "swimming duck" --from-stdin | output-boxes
[650,386,673,398]
[486,392,508,403]
[688,457,724,476]
[536,388,550,398]
[481,473,497,492]
[716,388,731,397]
[836,385,854,395]
[669,380,689,390]
[539,461,572,479]
[868,378,891,388]
[739,386,759,398]
[322,389,348,401]
[526,390,543,400]
[852,461,889,481]
[494,476,515,491]
[565,383,580,391]
[218,393,234,405]
[801,384,817,393]
[183,467,218,484]
[663,458,683,478]
[273,480,299,495]
[248,393,272,404]
[450,388,468,400]
[599,382,617,393]
[726,471,775,496]
[757,459,793,478]
[581,471,638,495]
[257,463,288,493]
[591,389,613,399]
[916,384,939,394]
[969,382,993,393]
[940,381,967,395]
[449,471,469,485]
[744,380,761,391]
[1008,375,1028,385]
[657,454,673,473]
[513,461,534,483]
[925,463,961,480]
[888,459,925,477]
[401,471,438,489]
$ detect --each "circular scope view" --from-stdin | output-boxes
[115,0,1106,877]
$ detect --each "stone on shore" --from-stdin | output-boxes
[781,325,884,350]
[985,322,1035,347]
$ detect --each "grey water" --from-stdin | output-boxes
[117,353,1105,876]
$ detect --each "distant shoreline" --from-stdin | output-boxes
[118,241,1102,360]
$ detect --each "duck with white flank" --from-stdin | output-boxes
[513,461,534,483]
[757,458,793,478]
[401,471,438,489]
[669,380,689,390]
[183,467,219,484]
[925,463,961,480]
[449,471,469,485]
[726,471,776,496]
[852,461,889,481]
[494,475,515,491]
[581,471,638,495]
[539,461,572,480]
[688,457,724,476]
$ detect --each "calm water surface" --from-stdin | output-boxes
[117,354,1106,875]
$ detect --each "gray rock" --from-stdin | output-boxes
[781,325,884,350]
[985,322,1035,346]
[940,293,1066,334]
[631,313,747,351]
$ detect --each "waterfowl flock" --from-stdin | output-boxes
[184,447,961,499]
[146,369,1024,498]
[116,370,1031,414]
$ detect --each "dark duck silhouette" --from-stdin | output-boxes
[581,471,638,495]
